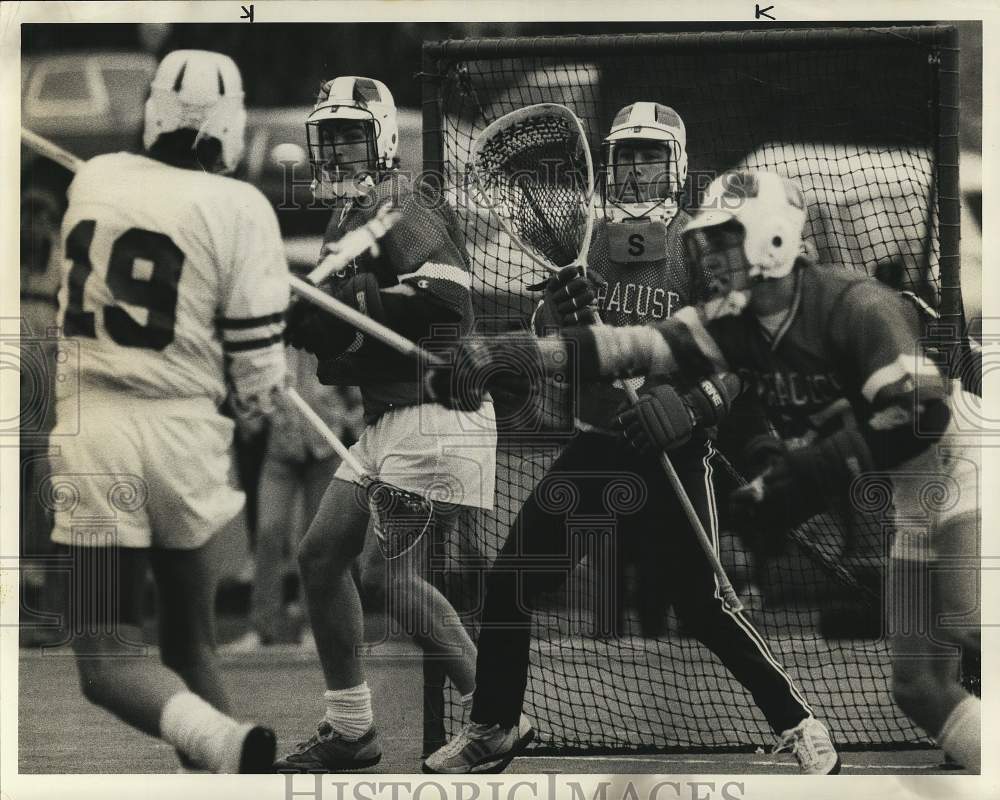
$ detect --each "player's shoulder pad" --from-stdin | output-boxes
[358,171,416,218]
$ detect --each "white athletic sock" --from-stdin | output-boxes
[937,694,981,772]
[460,691,475,709]
[160,691,247,773]
[324,683,373,740]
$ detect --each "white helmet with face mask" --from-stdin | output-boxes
[683,171,809,316]
[601,102,688,224]
[305,76,398,200]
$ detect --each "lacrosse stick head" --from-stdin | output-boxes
[360,477,435,560]
[469,103,596,274]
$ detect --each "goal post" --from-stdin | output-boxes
[420,24,962,756]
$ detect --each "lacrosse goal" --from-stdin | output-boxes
[419,25,963,755]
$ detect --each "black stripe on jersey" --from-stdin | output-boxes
[217,68,225,95]
[21,291,59,309]
[223,333,283,352]
[218,312,285,330]
[173,61,187,92]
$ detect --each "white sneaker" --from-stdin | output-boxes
[775,717,841,774]
[422,715,534,774]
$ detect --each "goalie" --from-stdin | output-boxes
[275,77,496,772]
[428,170,981,773]
[423,106,838,775]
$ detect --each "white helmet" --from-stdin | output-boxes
[685,171,808,291]
[143,50,247,173]
[305,76,398,200]
[601,102,688,223]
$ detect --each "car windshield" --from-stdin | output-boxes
[37,70,89,102]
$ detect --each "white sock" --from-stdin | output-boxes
[937,694,981,772]
[324,683,372,740]
[160,691,247,773]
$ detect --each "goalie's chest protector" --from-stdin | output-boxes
[588,211,705,328]
[576,210,712,437]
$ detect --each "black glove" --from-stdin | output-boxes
[615,373,740,455]
[285,298,357,358]
[286,273,387,360]
[616,384,694,455]
[534,265,603,327]
[423,333,543,412]
[728,438,826,554]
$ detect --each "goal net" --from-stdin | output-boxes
[419,25,962,754]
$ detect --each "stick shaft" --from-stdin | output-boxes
[621,381,743,612]
[307,206,400,284]
[283,388,367,477]
[22,127,84,172]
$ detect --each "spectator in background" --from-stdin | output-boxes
[19,180,65,647]
[224,344,363,652]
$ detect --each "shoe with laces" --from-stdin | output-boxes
[422,715,534,774]
[273,721,382,773]
[775,717,841,774]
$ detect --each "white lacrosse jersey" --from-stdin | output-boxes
[57,152,288,405]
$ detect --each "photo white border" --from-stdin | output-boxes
[1,2,996,799]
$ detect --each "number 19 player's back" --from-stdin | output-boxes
[48,49,287,774]
[60,151,287,402]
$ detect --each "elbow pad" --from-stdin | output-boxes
[864,395,950,469]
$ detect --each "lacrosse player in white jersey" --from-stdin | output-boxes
[48,50,287,773]
[274,77,498,773]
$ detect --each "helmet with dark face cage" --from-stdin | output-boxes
[601,102,687,223]
[305,76,398,200]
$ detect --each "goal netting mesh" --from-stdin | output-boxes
[419,25,961,754]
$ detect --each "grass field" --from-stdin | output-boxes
[18,626,962,776]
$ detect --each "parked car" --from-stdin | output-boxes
[21,51,157,211]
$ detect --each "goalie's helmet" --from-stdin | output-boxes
[143,50,247,173]
[305,76,398,200]
[601,102,688,223]
[684,171,808,294]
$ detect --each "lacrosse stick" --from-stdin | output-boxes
[284,388,434,559]
[470,104,743,612]
[306,203,400,285]
[20,127,436,561]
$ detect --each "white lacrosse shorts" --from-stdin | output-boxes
[49,387,245,550]
[333,401,497,510]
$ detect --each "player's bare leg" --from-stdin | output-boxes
[359,505,477,697]
[298,477,372,689]
[275,476,383,772]
[889,509,980,771]
[150,531,229,711]
[65,542,275,772]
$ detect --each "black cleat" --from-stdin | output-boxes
[239,725,278,773]
[273,722,382,773]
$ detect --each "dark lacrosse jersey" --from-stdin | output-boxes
[315,172,474,423]
[535,209,713,431]
[662,263,947,453]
